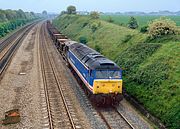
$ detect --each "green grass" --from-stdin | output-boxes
[100,15,180,28]
[53,14,180,129]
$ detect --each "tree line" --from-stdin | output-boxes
[0,9,38,37]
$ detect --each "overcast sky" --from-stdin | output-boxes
[0,0,179,13]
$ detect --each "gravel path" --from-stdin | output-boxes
[0,24,42,129]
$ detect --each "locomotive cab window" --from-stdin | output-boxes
[96,70,121,79]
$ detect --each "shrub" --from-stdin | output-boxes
[82,22,88,28]
[148,17,178,39]
[90,22,99,32]
[94,44,101,52]
[79,36,88,44]
[0,25,5,37]
[90,11,100,19]
[140,25,148,33]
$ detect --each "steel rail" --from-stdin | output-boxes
[39,22,77,129]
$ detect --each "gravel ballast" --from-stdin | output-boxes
[0,24,42,129]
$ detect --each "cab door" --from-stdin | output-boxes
[88,70,95,87]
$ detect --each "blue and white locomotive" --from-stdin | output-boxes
[47,21,123,105]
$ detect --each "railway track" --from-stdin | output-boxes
[39,22,82,129]
[0,22,38,80]
[96,106,135,129]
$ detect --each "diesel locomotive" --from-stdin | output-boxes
[47,21,123,105]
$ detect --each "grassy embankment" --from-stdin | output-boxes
[53,14,180,129]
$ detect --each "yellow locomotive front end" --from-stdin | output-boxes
[91,70,123,105]
[93,79,122,94]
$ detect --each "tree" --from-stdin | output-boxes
[42,10,47,15]
[60,11,67,15]
[127,16,138,29]
[67,5,76,14]
[16,9,26,19]
[0,11,7,22]
[148,17,178,39]
[90,11,100,19]
[5,10,17,20]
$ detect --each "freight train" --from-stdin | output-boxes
[46,21,123,105]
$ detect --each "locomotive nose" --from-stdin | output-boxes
[93,79,122,94]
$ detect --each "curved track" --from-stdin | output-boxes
[39,22,82,129]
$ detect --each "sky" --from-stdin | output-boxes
[0,0,179,13]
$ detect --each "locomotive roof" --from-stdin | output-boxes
[69,43,120,70]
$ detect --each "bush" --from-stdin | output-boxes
[148,17,178,39]
[82,22,88,28]
[79,36,88,44]
[140,25,148,33]
[94,44,101,52]
[90,22,99,32]
[0,19,31,37]
[90,11,100,19]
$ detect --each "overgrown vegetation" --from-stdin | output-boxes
[53,14,180,129]
[115,43,161,74]
[0,9,38,37]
